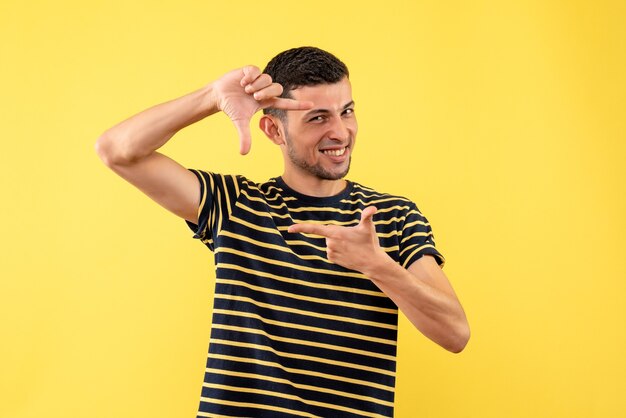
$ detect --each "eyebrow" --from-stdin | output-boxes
[302,101,355,118]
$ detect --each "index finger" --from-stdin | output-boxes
[268,97,314,111]
[288,223,332,237]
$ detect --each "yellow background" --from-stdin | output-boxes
[1,1,624,417]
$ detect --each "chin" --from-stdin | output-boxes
[290,155,351,181]
[318,166,350,181]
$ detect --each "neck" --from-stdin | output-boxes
[281,170,347,198]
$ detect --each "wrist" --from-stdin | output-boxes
[363,251,397,282]
[196,82,221,117]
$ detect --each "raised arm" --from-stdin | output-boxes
[95,66,312,223]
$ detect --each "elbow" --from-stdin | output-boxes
[95,131,133,168]
[95,133,113,166]
[447,321,471,354]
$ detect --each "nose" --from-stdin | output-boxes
[327,115,351,141]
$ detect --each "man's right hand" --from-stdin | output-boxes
[212,66,313,155]
[96,65,311,225]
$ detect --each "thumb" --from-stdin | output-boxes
[359,206,377,227]
[233,118,252,155]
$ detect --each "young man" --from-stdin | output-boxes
[96,47,469,418]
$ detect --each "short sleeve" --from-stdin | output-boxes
[185,170,241,251]
[398,202,445,268]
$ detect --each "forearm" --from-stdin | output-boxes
[365,256,470,353]
[96,84,217,166]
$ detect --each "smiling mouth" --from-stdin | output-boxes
[320,147,347,157]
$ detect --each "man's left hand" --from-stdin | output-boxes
[287,206,388,275]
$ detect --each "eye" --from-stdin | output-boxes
[343,108,355,116]
[308,115,325,122]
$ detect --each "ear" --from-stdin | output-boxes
[259,115,285,145]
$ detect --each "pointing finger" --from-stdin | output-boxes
[268,97,314,111]
[288,223,332,237]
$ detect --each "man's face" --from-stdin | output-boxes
[281,77,357,181]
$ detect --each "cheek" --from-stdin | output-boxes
[290,138,318,160]
[349,120,358,136]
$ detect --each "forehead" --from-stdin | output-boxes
[289,77,353,107]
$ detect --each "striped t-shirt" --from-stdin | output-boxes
[186,171,444,418]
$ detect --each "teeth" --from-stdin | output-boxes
[322,147,346,157]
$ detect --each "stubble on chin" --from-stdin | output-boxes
[287,145,351,181]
